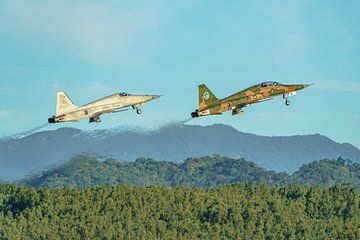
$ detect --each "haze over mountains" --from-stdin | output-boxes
[1,124,360,180]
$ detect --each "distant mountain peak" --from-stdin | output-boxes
[1,124,359,181]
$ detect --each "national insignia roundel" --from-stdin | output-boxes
[203,92,210,100]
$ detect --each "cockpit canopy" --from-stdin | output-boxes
[119,92,131,97]
[258,81,281,88]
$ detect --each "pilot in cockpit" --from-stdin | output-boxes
[260,81,280,87]
[119,92,130,97]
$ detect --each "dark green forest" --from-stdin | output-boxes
[2,155,360,239]
[18,155,360,190]
[0,183,359,239]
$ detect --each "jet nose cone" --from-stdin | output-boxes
[151,95,161,99]
[303,83,313,89]
[144,95,161,102]
[294,83,313,90]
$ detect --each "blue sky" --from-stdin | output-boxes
[0,0,359,147]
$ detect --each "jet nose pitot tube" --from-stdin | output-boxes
[302,83,313,89]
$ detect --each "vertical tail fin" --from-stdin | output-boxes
[56,91,77,116]
[198,84,218,110]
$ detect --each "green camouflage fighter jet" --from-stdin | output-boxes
[191,81,312,118]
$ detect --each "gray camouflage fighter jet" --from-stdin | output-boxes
[48,91,160,123]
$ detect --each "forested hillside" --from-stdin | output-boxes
[0,184,358,239]
[292,159,360,189]
[18,155,360,190]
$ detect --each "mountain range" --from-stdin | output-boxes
[1,124,360,180]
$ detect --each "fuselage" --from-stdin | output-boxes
[50,93,160,123]
[195,82,311,117]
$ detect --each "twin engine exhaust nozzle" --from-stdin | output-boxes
[191,109,199,118]
[48,116,56,124]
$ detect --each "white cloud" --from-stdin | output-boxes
[0,1,175,64]
[0,109,15,119]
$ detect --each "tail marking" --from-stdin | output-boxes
[198,84,218,110]
[56,91,78,116]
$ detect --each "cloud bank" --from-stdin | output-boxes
[0,1,173,64]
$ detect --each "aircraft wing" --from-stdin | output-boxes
[89,108,130,123]
[234,97,274,111]
[255,97,274,104]
[243,97,274,108]
[112,108,130,113]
